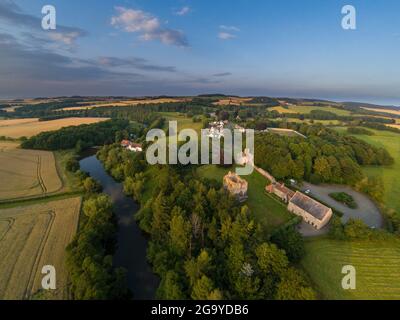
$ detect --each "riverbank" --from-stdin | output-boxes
[79,155,159,299]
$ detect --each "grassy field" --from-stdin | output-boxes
[0,142,63,201]
[0,197,81,300]
[197,165,293,233]
[270,105,352,116]
[334,127,400,214]
[0,117,109,138]
[158,112,204,133]
[301,237,400,299]
[275,118,343,126]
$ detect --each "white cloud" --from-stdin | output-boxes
[220,25,240,32]
[176,6,191,16]
[218,25,240,40]
[111,7,188,47]
[218,32,236,40]
[48,31,82,45]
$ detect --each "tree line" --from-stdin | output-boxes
[21,119,129,150]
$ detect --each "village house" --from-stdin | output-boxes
[207,121,225,139]
[223,171,248,202]
[121,140,143,152]
[266,183,332,229]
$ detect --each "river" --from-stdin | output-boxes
[79,155,159,299]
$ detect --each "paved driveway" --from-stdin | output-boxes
[302,182,383,228]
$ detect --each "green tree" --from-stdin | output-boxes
[271,226,305,263]
[157,270,186,300]
[275,268,316,300]
[191,275,222,300]
[169,206,191,256]
[255,242,289,277]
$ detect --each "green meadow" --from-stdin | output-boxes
[301,237,400,300]
[334,127,400,214]
[271,105,353,116]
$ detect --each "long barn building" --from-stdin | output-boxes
[267,183,332,230]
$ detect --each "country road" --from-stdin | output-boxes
[302,183,383,228]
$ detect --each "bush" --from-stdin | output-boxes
[347,127,374,135]
[329,192,357,209]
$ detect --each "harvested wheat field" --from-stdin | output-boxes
[213,97,253,106]
[62,98,189,111]
[362,107,400,116]
[0,197,81,300]
[0,143,62,201]
[0,118,39,127]
[0,117,109,138]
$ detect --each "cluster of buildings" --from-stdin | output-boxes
[207,121,226,139]
[121,140,143,152]
[266,183,332,230]
[223,150,333,230]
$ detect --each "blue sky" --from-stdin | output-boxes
[1,0,400,105]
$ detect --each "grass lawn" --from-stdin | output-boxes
[270,105,353,116]
[275,118,343,126]
[334,127,400,214]
[197,165,293,234]
[301,237,400,300]
[158,112,204,133]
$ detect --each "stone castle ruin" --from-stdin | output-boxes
[223,171,248,202]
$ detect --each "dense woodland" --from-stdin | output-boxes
[97,145,316,300]
[254,124,393,185]
[21,119,129,150]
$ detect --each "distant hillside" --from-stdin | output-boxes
[342,101,399,110]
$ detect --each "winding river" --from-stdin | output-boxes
[79,155,159,299]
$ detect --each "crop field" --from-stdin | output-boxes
[0,118,39,127]
[301,238,400,299]
[0,117,109,138]
[197,165,293,233]
[0,197,81,300]
[335,127,400,214]
[62,98,190,111]
[213,97,253,106]
[362,107,400,116]
[270,105,352,116]
[0,142,62,201]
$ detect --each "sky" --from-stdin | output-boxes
[0,0,400,105]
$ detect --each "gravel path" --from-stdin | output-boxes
[302,182,383,228]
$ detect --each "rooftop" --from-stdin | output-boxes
[274,183,295,199]
[289,191,331,220]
